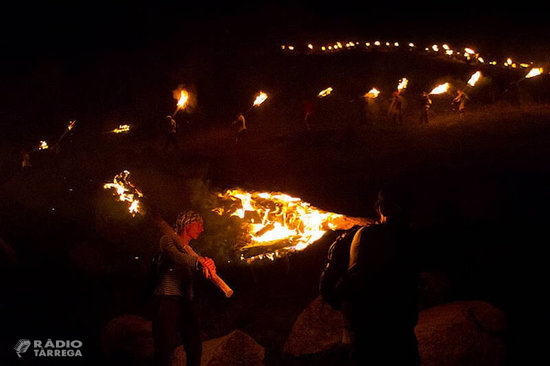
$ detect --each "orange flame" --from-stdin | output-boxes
[253,91,268,106]
[67,120,76,131]
[429,82,449,95]
[318,87,333,98]
[214,189,348,261]
[213,189,373,262]
[467,71,481,87]
[111,124,131,134]
[176,89,189,110]
[364,88,380,98]
[525,67,543,79]
[397,78,408,92]
[38,141,49,150]
[103,170,143,216]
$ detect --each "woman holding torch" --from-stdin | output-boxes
[152,210,216,366]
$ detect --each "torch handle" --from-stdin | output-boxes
[150,212,234,298]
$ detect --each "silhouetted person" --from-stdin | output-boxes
[388,91,403,126]
[163,115,179,151]
[419,91,432,124]
[232,113,247,143]
[339,189,420,365]
[152,211,216,366]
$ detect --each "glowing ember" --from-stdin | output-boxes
[318,87,333,98]
[397,78,408,92]
[429,82,450,95]
[253,91,268,106]
[525,67,543,79]
[103,170,144,216]
[364,88,380,98]
[467,71,482,87]
[213,189,371,262]
[67,120,76,131]
[111,124,131,134]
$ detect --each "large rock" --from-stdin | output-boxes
[173,329,264,366]
[283,297,507,365]
[416,300,507,366]
[101,314,154,366]
[283,295,345,357]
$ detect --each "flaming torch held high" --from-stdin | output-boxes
[364,88,380,99]
[397,78,408,92]
[253,91,268,106]
[213,189,374,262]
[103,170,234,297]
[525,67,543,79]
[172,88,190,117]
[467,71,482,87]
[429,82,450,95]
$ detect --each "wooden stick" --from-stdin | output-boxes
[150,211,234,298]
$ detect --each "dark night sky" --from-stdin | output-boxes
[1,0,549,71]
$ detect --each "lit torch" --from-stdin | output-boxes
[525,67,543,79]
[429,82,450,95]
[37,140,49,151]
[244,91,269,114]
[467,71,482,87]
[318,87,333,98]
[103,170,234,298]
[397,78,408,93]
[364,88,380,99]
[173,88,190,117]
[213,188,374,262]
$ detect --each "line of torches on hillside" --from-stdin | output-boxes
[36,56,544,263]
[281,41,547,72]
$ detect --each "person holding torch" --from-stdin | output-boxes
[152,210,216,366]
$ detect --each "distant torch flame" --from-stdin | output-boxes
[525,67,543,79]
[467,71,481,87]
[213,189,371,262]
[429,82,450,95]
[318,87,333,98]
[103,170,143,216]
[253,91,268,106]
[67,120,76,131]
[397,78,408,92]
[112,124,131,134]
[38,141,49,150]
[364,88,380,99]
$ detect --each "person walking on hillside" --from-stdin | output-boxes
[419,91,432,124]
[338,189,420,365]
[452,89,470,118]
[232,113,247,144]
[388,91,404,126]
[163,115,179,151]
[152,210,217,366]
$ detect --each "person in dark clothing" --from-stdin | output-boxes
[152,211,216,366]
[163,115,179,151]
[339,189,420,365]
[388,91,403,126]
[419,91,432,124]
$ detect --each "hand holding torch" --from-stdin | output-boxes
[104,170,234,298]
